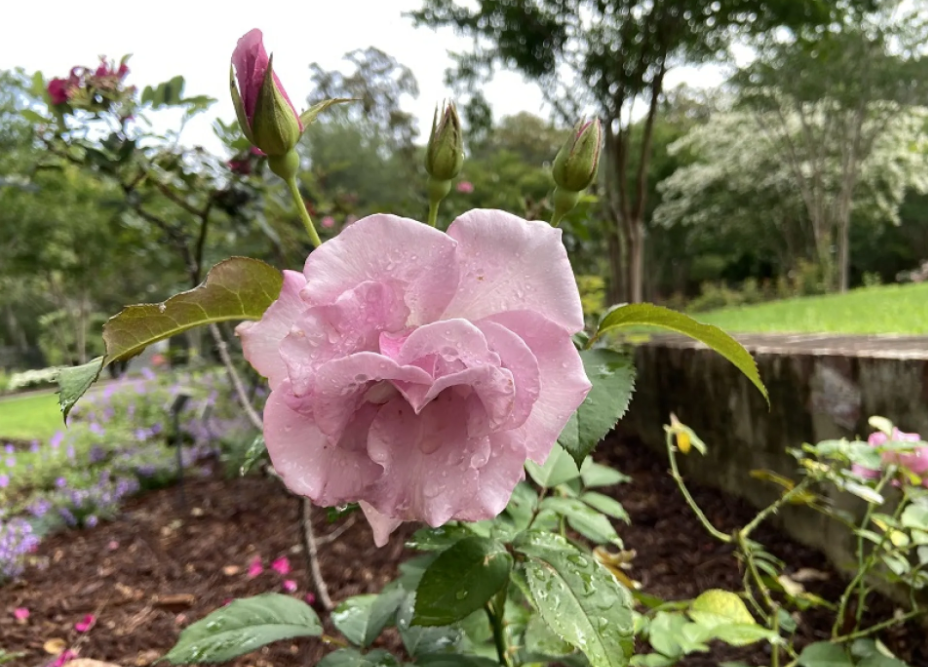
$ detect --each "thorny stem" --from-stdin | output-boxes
[832,608,926,643]
[831,473,892,639]
[486,586,512,667]
[302,498,335,611]
[666,435,732,544]
[739,478,812,539]
[286,177,323,247]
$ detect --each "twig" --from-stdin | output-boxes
[302,498,334,611]
[666,434,732,544]
[316,514,358,546]
[207,323,263,432]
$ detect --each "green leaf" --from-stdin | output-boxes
[332,595,396,648]
[407,524,478,552]
[580,460,631,488]
[646,611,701,658]
[709,623,777,646]
[690,590,755,626]
[581,492,630,522]
[540,497,622,546]
[163,594,321,664]
[239,434,268,475]
[21,109,49,124]
[416,656,501,667]
[797,642,854,667]
[524,614,576,658]
[103,257,283,363]
[318,648,401,667]
[413,536,513,626]
[396,593,464,656]
[299,98,358,127]
[57,356,104,420]
[514,531,634,667]
[901,505,928,531]
[595,304,768,404]
[630,654,676,667]
[558,349,636,467]
[526,443,581,488]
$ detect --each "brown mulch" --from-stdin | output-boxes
[1,436,925,667]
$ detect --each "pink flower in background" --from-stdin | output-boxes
[305,592,316,605]
[52,650,77,667]
[271,556,291,575]
[237,209,591,545]
[47,78,70,105]
[74,614,95,632]
[321,216,336,229]
[246,556,264,578]
[852,428,928,486]
[282,579,298,593]
[456,181,474,194]
[13,607,29,620]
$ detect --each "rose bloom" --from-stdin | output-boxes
[852,428,928,486]
[238,209,590,544]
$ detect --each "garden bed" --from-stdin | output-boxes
[1,437,925,667]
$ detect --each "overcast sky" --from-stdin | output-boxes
[1,0,725,155]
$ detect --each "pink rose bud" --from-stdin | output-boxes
[13,607,29,620]
[47,78,70,105]
[271,556,291,575]
[456,181,474,194]
[321,216,335,229]
[553,118,602,193]
[425,101,463,183]
[231,29,303,161]
[235,210,591,546]
[282,579,298,593]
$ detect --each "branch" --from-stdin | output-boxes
[301,499,335,611]
[207,323,263,432]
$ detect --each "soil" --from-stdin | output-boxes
[1,436,925,667]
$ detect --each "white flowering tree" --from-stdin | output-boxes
[654,104,928,280]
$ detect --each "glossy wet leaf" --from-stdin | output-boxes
[407,524,478,552]
[332,593,398,648]
[526,443,581,488]
[396,593,463,656]
[163,593,321,664]
[558,349,636,467]
[514,531,634,667]
[413,536,512,626]
[595,303,768,404]
[57,357,103,420]
[581,492,630,522]
[540,496,622,546]
[524,614,576,658]
[318,648,401,667]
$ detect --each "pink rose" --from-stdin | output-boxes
[853,429,928,486]
[237,209,591,545]
[231,29,302,154]
[48,78,70,105]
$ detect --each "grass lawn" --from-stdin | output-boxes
[697,282,928,335]
[0,391,62,442]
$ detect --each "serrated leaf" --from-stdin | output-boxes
[396,593,463,656]
[524,614,577,658]
[690,590,755,625]
[526,443,580,488]
[407,524,477,552]
[57,357,103,419]
[333,595,395,648]
[239,435,268,475]
[580,460,631,488]
[299,98,357,127]
[581,492,630,522]
[797,642,855,667]
[55,258,283,419]
[540,497,621,546]
[103,257,282,362]
[318,648,401,667]
[413,536,512,626]
[595,304,767,404]
[163,594,321,664]
[558,349,635,467]
[514,531,634,667]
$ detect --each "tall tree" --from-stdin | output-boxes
[411,0,869,302]
[735,2,928,291]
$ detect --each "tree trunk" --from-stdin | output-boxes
[625,217,645,304]
[836,216,850,292]
[607,223,625,304]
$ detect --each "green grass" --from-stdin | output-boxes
[696,282,928,335]
[0,391,62,441]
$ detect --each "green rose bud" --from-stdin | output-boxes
[552,118,602,193]
[425,102,464,182]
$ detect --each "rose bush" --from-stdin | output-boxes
[852,427,928,486]
[237,208,591,544]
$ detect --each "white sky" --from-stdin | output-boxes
[0,0,724,156]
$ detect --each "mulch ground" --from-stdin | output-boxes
[2,435,925,667]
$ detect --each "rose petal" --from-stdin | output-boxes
[271,556,291,575]
[264,384,383,506]
[302,214,459,326]
[443,209,584,333]
[481,311,591,463]
[359,501,403,547]
[237,270,307,390]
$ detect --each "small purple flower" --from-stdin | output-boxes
[141,367,156,381]
[134,428,149,442]
[55,477,67,489]
[151,423,163,435]
[3,444,13,454]
[0,474,8,488]
[50,432,64,449]
[85,515,99,528]
[88,446,106,463]
[5,457,14,468]
[89,422,104,436]
[29,440,39,453]
[66,445,75,460]
[59,507,77,527]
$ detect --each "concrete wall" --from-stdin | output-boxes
[619,334,928,590]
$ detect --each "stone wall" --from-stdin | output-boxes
[618,334,928,591]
